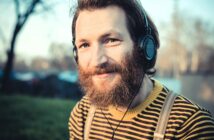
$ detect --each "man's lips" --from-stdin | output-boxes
[93,72,115,79]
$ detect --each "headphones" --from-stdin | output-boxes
[72,4,157,71]
[138,7,157,71]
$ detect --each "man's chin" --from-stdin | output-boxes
[84,74,122,107]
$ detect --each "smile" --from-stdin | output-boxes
[93,72,115,79]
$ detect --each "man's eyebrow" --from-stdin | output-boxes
[99,30,123,39]
[75,30,123,44]
[75,39,88,45]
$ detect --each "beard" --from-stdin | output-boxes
[78,48,145,107]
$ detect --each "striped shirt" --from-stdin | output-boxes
[68,80,214,140]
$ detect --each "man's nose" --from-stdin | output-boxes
[91,43,108,67]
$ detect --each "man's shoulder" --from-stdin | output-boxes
[164,88,214,125]
[157,79,210,114]
[156,80,213,120]
[171,94,214,138]
[174,94,204,111]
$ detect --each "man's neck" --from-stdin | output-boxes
[130,75,153,108]
[115,75,153,111]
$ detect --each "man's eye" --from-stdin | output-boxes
[78,43,89,49]
[104,38,121,46]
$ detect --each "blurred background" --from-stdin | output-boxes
[0,0,214,139]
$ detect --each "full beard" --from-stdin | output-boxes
[78,48,145,107]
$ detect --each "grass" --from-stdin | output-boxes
[0,94,77,140]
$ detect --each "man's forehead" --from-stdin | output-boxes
[75,6,128,41]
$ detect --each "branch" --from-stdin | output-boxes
[14,0,21,19]
[19,0,41,27]
[33,0,62,14]
[39,0,52,12]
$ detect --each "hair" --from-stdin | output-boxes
[71,0,160,72]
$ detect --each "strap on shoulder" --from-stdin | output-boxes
[84,105,96,140]
[154,91,178,140]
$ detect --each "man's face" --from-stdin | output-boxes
[75,6,144,107]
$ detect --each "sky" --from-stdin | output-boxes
[0,0,214,62]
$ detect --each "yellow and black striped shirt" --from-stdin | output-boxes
[68,80,214,140]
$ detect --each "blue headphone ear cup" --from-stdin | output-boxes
[139,35,157,69]
[142,35,156,61]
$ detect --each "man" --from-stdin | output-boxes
[68,0,214,139]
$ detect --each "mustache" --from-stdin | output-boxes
[79,62,123,76]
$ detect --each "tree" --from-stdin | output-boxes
[157,0,214,77]
[1,0,59,92]
[191,20,214,73]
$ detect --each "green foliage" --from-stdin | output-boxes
[0,94,77,140]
